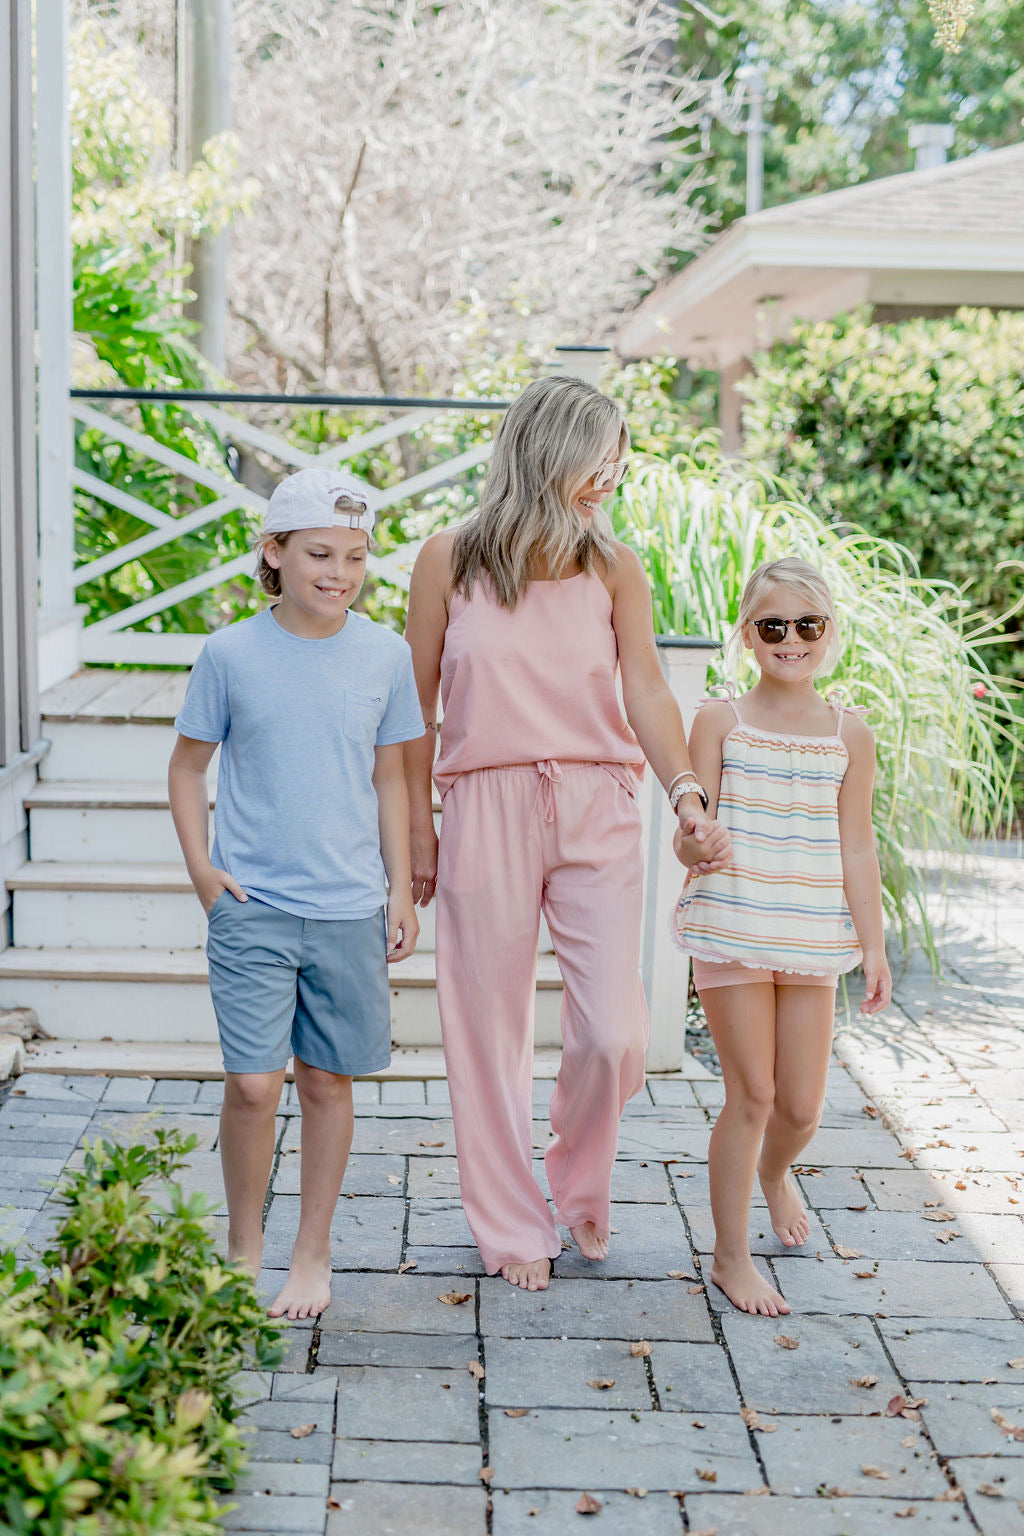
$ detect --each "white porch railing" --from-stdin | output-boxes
[70,388,509,666]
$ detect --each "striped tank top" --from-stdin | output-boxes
[673,687,862,977]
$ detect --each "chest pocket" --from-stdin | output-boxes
[343,689,382,744]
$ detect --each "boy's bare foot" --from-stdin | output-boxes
[759,1170,811,1247]
[570,1222,609,1262]
[227,1239,263,1279]
[267,1254,332,1320]
[500,1258,551,1291]
[711,1255,790,1317]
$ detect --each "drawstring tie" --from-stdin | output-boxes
[532,759,563,824]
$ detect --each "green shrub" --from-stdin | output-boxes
[739,307,1024,690]
[0,1131,282,1535]
[612,442,1018,959]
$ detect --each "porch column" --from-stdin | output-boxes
[641,637,718,1071]
[36,0,80,688]
[0,0,40,758]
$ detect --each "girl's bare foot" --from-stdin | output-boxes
[711,1254,790,1316]
[570,1222,609,1262]
[227,1237,263,1279]
[500,1258,551,1291]
[758,1169,811,1247]
[267,1252,332,1320]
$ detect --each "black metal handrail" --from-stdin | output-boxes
[70,388,511,411]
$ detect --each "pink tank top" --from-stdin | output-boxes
[432,571,644,798]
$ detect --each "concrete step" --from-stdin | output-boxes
[5,860,551,955]
[0,947,565,1047]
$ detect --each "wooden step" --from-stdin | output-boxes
[41,668,189,724]
[0,948,565,1046]
[25,781,213,811]
[8,861,193,892]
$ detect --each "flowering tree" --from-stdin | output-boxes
[78,0,712,393]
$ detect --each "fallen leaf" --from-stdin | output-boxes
[438,1291,472,1306]
[386,1174,402,1185]
[290,1423,316,1439]
[677,1170,695,1178]
[740,1406,778,1433]
[691,1528,720,1536]
[327,1498,342,1510]
[624,1487,647,1498]
[900,1434,917,1448]
[977,1483,1005,1497]
[667,1270,698,1281]
[575,1492,602,1514]
[991,1407,1024,1440]
[816,1251,825,1262]
[954,1180,967,1190]
[835,1245,862,1260]
[793,1165,824,1176]
[467,1360,485,1380]
[695,1466,717,1482]
[1009,1358,1024,1369]
[893,1507,918,1518]
[984,1376,998,1385]
[886,1395,908,1417]
[774,1334,800,1349]
[479,1466,495,1484]
[922,1210,956,1222]
[863,1104,881,1118]
[588,1378,616,1390]
[527,1508,541,1517]
[923,1199,943,1207]
[630,1340,653,1358]
[691,1418,707,1428]
[936,1487,964,1502]
[853,1270,875,1279]
[847,1204,868,1211]
[687,1284,705,1295]
[419,1140,445,1147]
[504,1407,529,1417]
[398,1260,417,1274]
[935,1230,962,1243]
[744,1486,770,1496]
[850,1375,878,1389]
[861,1464,890,1480]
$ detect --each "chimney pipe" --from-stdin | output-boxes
[908,123,954,171]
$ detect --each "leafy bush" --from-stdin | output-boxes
[611,442,1018,958]
[739,307,1024,691]
[0,1131,281,1535]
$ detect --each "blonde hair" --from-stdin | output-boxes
[254,495,369,597]
[727,558,841,673]
[451,375,627,608]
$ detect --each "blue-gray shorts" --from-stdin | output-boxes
[205,893,391,1076]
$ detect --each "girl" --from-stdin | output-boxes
[673,557,891,1317]
[405,375,730,1292]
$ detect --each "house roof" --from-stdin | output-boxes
[618,142,1024,366]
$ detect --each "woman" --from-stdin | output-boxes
[405,375,728,1290]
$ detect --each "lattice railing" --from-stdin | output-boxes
[70,388,508,665]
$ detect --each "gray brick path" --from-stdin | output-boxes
[3,852,1023,1532]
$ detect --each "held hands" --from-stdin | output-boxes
[673,807,732,875]
[411,823,439,907]
[195,866,248,915]
[386,891,419,963]
[859,950,892,1015]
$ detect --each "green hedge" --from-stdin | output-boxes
[0,1131,282,1535]
[739,306,1024,693]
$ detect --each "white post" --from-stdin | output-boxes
[642,637,719,1071]
[35,0,81,687]
[551,345,610,389]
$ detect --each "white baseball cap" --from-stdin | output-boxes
[263,466,376,537]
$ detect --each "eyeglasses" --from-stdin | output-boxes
[592,458,630,491]
[752,615,829,644]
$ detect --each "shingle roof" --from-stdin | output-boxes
[751,140,1024,235]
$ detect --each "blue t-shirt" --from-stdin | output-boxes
[174,607,424,920]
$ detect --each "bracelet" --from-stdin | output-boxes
[666,771,693,795]
[669,778,708,812]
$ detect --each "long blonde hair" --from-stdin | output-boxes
[451,375,627,608]
[727,557,842,673]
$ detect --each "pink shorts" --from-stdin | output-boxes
[691,958,837,991]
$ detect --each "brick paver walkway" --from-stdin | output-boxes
[2,852,1022,1534]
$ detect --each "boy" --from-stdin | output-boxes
[169,466,423,1321]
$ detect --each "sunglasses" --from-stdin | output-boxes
[592,458,630,491]
[752,615,829,644]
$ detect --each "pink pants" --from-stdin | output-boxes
[435,761,649,1274]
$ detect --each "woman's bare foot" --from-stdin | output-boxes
[759,1169,811,1247]
[267,1251,332,1320]
[711,1254,790,1316]
[570,1222,609,1262]
[500,1257,551,1291]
